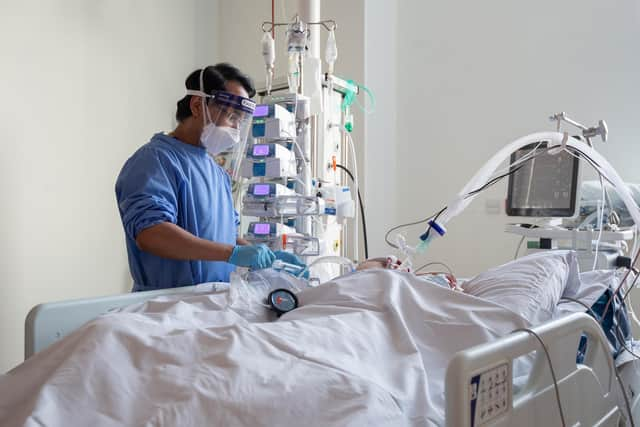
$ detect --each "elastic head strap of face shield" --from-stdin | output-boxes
[186,64,214,101]
[185,89,214,99]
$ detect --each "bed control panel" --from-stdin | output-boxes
[469,362,511,426]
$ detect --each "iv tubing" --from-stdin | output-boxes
[297,255,356,278]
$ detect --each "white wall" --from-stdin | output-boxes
[0,0,219,372]
[395,0,640,277]
[363,1,398,257]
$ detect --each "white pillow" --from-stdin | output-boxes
[461,251,580,324]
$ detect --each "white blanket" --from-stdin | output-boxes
[0,269,573,426]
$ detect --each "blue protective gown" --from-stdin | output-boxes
[115,133,238,291]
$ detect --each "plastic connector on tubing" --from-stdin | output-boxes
[416,240,429,254]
[282,234,288,250]
[344,115,353,133]
[429,220,446,236]
[419,220,446,242]
[332,155,337,171]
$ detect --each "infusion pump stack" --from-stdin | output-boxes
[235,14,360,281]
[505,139,634,272]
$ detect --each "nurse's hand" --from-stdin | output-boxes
[274,251,309,278]
[273,251,306,268]
[228,244,276,270]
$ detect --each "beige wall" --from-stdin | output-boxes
[0,0,220,372]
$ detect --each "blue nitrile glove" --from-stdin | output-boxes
[228,244,276,270]
[274,250,305,267]
[274,250,309,278]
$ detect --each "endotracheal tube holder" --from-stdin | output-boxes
[417,220,447,253]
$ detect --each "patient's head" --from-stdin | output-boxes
[356,258,388,271]
[355,256,410,272]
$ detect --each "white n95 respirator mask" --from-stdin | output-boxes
[185,68,256,159]
[200,122,240,155]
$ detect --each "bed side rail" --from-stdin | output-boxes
[445,312,621,427]
[24,283,222,359]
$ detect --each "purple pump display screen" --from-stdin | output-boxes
[252,145,270,156]
[253,184,270,196]
[253,105,269,118]
[253,223,271,235]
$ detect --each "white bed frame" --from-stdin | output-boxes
[24,284,214,359]
[445,312,637,426]
[25,291,639,426]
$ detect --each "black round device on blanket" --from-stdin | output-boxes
[267,289,298,316]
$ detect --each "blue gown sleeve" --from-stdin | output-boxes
[115,147,182,240]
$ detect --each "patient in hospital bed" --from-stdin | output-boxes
[0,250,625,427]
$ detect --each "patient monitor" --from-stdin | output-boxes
[505,140,633,271]
[506,141,580,218]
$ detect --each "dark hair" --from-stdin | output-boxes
[175,63,256,122]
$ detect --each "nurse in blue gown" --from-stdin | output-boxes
[115,64,304,292]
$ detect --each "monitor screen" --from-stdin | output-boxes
[253,104,269,118]
[252,144,270,156]
[506,141,580,217]
[253,223,271,235]
[252,184,271,196]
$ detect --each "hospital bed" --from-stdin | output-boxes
[24,297,635,426]
[10,259,640,426]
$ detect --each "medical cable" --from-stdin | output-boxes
[344,131,360,262]
[423,163,530,241]
[621,269,640,331]
[613,321,640,427]
[632,228,639,264]
[290,138,312,179]
[336,163,369,259]
[561,297,637,426]
[385,215,437,249]
[420,163,523,241]
[514,236,526,260]
[564,146,616,187]
[512,328,567,427]
[600,249,640,326]
[593,177,607,270]
[613,335,638,427]
[384,147,544,249]
[558,297,598,317]
[385,140,619,253]
[615,320,640,360]
[621,269,640,305]
[414,261,454,276]
[384,164,522,249]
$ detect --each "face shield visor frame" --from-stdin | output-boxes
[186,88,256,179]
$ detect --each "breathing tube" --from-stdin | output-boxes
[420,132,640,254]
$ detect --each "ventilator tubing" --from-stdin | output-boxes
[439,131,640,229]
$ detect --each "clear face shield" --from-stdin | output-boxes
[186,72,256,180]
